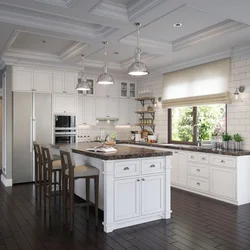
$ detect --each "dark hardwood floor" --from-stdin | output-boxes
[0,182,249,250]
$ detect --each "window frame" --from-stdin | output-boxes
[168,105,227,145]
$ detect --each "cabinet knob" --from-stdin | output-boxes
[221,160,225,163]
[137,179,140,182]
[191,156,194,159]
[174,151,178,154]
[197,182,200,186]
[202,157,206,160]
[142,178,145,181]
[150,164,155,168]
[34,89,36,91]
[64,111,66,113]
[197,169,200,172]
[123,167,129,171]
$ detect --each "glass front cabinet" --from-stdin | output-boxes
[120,82,136,98]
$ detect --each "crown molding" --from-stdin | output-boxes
[34,0,77,8]
[158,50,231,74]
[233,44,250,57]
[60,42,89,61]
[1,30,20,56]
[0,3,117,39]
[89,0,129,22]
[128,0,164,21]
[173,20,249,52]
[119,36,171,49]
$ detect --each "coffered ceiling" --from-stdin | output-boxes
[1,0,250,74]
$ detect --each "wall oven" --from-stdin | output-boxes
[54,115,76,144]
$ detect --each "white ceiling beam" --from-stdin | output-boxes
[173,19,249,52]
[33,0,78,8]
[60,42,89,61]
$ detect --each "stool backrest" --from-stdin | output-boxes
[41,145,53,171]
[33,141,42,165]
[60,149,74,177]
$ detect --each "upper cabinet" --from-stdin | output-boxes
[13,67,52,93]
[120,82,137,98]
[54,94,77,114]
[53,72,77,94]
[95,82,119,97]
[77,79,95,96]
[95,97,119,118]
[77,96,96,126]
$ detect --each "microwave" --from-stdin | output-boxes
[55,115,76,129]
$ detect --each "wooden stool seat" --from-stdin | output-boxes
[65,165,99,178]
[47,160,62,170]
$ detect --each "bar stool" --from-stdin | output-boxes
[41,145,62,217]
[33,141,43,203]
[60,149,99,231]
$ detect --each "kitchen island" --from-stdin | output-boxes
[53,143,172,233]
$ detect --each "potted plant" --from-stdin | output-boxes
[233,133,243,150]
[221,132,232,149]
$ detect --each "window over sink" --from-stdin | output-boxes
[168,104,226,145]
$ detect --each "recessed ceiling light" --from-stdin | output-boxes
[173,23,182,28]
[113,52,119,55]
[41,40,46,43]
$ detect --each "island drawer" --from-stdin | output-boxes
[211,156,235,168]
[114,160,140,178]
[188,164,209,178]
[188,176,209,192]
[198,154,209,164]
[141,158,164,175]
[188,153,198,162]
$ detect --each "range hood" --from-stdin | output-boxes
[96,117,119,121]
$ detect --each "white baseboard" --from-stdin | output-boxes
[1,174,13,187]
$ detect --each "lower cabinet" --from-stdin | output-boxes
[210,167,236,200]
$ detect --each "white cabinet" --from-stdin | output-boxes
[96,83,119,97]
[53,72,77,94]
[141,175,164,215]
[117,98,137,125]
[13,67,52,93]
[95,97,119,118]
[33,70,52,92]
[170,150,187,186]
[77,96,96,125]
[54,94,77,114]
[210,167,236,200]
[114,178,140,221]
[120,82,136,98]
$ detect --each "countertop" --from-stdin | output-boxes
[116,140,250,156]
[53,142,172,160]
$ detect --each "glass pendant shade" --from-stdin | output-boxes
[231,88,243,103]
[128,23,149,76]
[76,55,90,91]
[97,41,114,85]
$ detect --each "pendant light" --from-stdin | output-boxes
[97,41,114,85]
[128,23,149,76]
[76,55,90,91]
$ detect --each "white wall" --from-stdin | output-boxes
[137,49,250,150]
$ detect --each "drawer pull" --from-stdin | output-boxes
[137,179,140,182]
[197,182,200,186]
[150,164,155,168]
[142,178,145,181]
[221,160,225,163]
[197,169,200,172]
[191,156,194,159]
[202,157,206,160]
[175,151,178,154]
[123,167,129,170]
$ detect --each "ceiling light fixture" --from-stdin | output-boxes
[97,41,114,85]
[231,86,245,103]
[128,23,149,76]
[76,54,90,91]
[173,23,182,27]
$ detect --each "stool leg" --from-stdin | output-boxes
[86,177,90,220]
[69,177,74,231]
[94,175,99,227]
[48,168,52,218]
[43,165,47,213]
[54,171,56,205]
[39,161,42,205]
[63,175,67,225]
[59,171,62,205]
[35,161,38,202]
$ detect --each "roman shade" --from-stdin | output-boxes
[162,58,231,108]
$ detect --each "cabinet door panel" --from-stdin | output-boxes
[107,98,119,118]
[115,179,140,221]
[129,83,136,98]
[95,84,107,97]
[64,73,77,94]
[53,72,64,93]
[33,70,52,92]
[54,94,77,114]
[141,175,164,215]
[171,151,179,184]
[95,97,107,118]
[211,167,236,200]
[178,152,188,186]
[13,67,33,91]
[77,96,83,125]
[118,99,128,124]
[84,97,96,125]
[128,99,137,125]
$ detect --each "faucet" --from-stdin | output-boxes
[104,134,110,142]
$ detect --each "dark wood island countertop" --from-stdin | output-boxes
[53,142,172,161]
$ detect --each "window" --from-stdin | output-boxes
[168,104,226,144]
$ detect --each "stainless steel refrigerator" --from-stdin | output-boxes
[12,92,52,184]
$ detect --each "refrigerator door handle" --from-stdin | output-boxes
[30,117,33,153]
